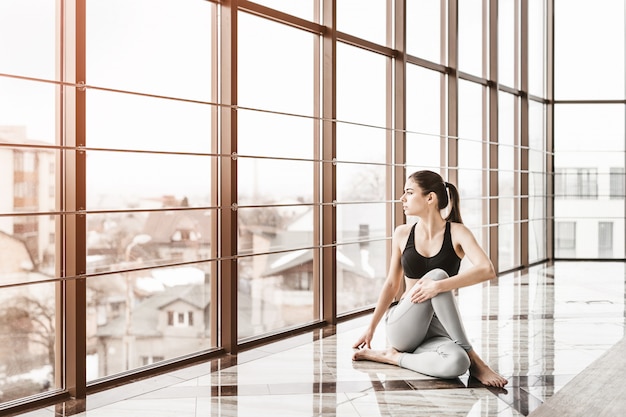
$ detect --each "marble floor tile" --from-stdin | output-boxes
[9,261,626,417]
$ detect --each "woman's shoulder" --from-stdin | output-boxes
[448,221,477,242]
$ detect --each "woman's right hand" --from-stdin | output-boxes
[352,328,375,350]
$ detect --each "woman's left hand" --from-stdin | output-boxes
[410,277,441,303]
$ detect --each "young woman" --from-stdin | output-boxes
[352,170,508,388]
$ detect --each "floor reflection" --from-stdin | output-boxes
[12,261,626,416]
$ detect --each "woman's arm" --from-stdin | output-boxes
[410,222,496,302]
[352,225,407,349]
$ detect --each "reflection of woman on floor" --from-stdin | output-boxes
[352,170,508,388]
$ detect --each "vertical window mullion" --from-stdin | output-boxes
[219,0,239,353]
[61,0,87,400]
[447,0,459,184]
[520,0,530,266]
[321,0,337,324]
[488,0,499,268]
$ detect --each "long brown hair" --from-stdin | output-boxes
[408,170,463,224]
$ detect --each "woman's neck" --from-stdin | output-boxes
[417,213,446,239]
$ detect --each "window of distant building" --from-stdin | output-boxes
[171,230,200,242]
[110,301,123,319]
[167,310,194,327]
[293,271,313,291]
[609,168,625,199]
[555,168,598,199]
[13,150,37,173]
[555,221,576,257]
[141,356,165,366]
[598,222,613,258]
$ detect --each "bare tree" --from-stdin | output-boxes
[0,295,55,369]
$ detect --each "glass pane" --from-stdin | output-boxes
[239,109,315,160]
[87,90,213,153]
[0,215,57,288]
[89,264,212,379]
[0,0,56,80]
[238,205,314,255]
[529,0,546,97]
[458,0,484,77]
[407,66,442,136]
[458,80,485,230]
[238,250,317,339]
[554,0,625,100]
[238,159,314,205]
[87,0,213,101]
[0,143,58,286]
[239,13,315,115]
[458,80,485,143]
[337,0,387,46]
[87,209,215,274]
[0,78,56,144]
[406,132,441,172]
[498,199,517,270]
[249,0,317,21]
[529,101,545,152]
[554,104,625,258]
[528,99,546,263]
[337,202,388,243]
[86,151,213,211]
[337,241,387,314]
[406,1,444,63]
[498,92,516,198]
[337,123,386,165]
[406,65,443,170]
[529,217,547,263]
[336,162,387,203]
[337,43,387,127]
[498,0,517,88]
[555,104,625,153]
[0,282,56,402]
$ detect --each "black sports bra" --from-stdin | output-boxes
[401,222,462,279]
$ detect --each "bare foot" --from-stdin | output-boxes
[352,347,402,366]
[467,350,508,387]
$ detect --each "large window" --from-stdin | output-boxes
[528,101,548,263]
[457,79,487,247]
[237,12,318,338]
[554,0,625,100]
[553,0,625,259]
[0,0,58,404]
[336,42,389,315]
[84,0,216,380]
[554,104,625,258]
[0,0,554,411]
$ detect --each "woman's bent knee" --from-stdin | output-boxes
[436,344,470,378]
[424,268,449,282]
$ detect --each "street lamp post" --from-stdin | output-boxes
[123,234,151,371]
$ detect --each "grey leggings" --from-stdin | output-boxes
[385,268,472,379]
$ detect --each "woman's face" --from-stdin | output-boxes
[400,179,429,216]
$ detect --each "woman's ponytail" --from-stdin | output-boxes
[444,182,463,224]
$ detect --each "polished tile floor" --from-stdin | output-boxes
[15,261,626,416]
